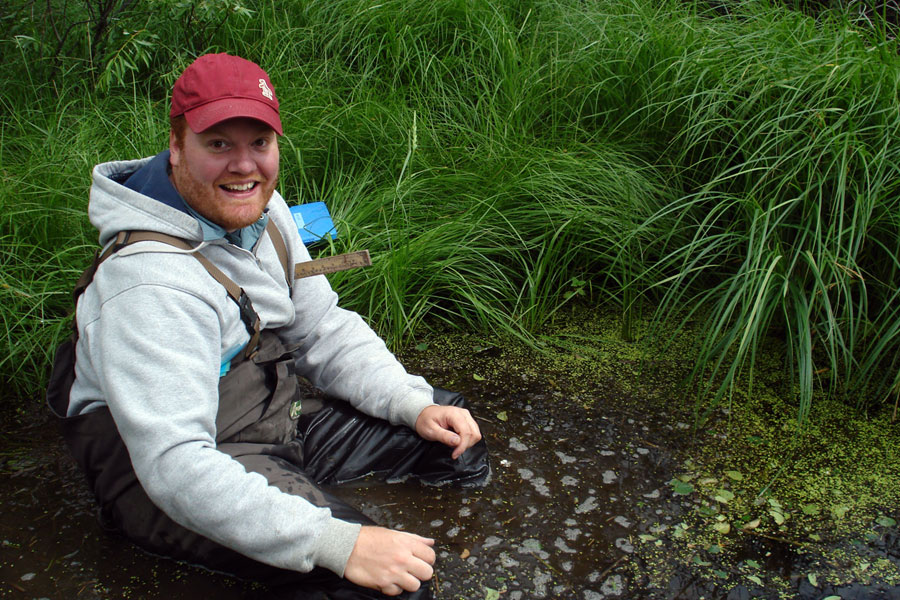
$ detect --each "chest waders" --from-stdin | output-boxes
[46,224,489,600]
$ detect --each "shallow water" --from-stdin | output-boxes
[2,347,898,599]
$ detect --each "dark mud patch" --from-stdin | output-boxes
[2,322,899,599]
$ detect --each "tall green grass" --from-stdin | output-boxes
[1,0,898,424]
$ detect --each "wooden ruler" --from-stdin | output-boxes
[294,250,372,280]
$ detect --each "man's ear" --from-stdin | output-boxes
[169,129,181,166]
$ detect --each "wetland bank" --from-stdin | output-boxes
[3,308,899,599]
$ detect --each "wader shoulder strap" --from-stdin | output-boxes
[92,230,265,358]
[48,228,285,418]
[265,220,292,291]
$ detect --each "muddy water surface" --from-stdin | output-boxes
[2,336,899,599]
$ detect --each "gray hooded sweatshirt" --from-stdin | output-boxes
[69,156,435,576]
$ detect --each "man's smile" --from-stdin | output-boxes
[221,181,258,192]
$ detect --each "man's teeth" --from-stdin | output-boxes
[222,182,256,191]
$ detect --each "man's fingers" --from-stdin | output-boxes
[412,538,437,564]
[415,405,484,458]
[408,556,434,584]
[439,428,461,447]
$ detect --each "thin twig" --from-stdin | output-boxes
[595,555,627,582]
[738,527,808,549]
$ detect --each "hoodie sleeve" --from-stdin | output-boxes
[266,200,435,429]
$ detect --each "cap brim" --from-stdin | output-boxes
[184,98,283,135]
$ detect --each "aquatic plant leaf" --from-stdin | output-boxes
[472,373,485,381]
[714,489,735,503]
[725,470,743,481]
[747,575,763,585]
[496,411,508,422]
[876,516,897,527]
[801,503,820,515]
[713,522,731,534]
[770,509,786,525]
[745,559,761,569]
[831,505,850,519]
[822,596,842,600]
[670,479,695,495]
[742,519,761,530]
[415,342,429,351]
[484,588,501,600]
[638,534,657,542]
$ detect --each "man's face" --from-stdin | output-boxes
[169,117,279,231]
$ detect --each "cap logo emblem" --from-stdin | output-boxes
[258,78,273,100]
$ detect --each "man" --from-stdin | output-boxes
[47,53,489,599]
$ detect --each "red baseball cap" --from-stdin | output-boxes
[170,53,283,135]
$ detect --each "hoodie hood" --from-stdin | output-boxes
[90,157,205,247]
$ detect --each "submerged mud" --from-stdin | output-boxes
[2,329,899,599]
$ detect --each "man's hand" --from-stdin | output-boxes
[415,404,482,459]
[344,526,436,596]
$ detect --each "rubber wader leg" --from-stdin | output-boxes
[297,388,490,488]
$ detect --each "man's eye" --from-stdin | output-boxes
[254,138,269,147]
[209,140,228,150]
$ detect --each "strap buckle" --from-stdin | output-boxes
[237,291,259,337]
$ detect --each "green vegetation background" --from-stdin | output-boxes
[2,0,900,426]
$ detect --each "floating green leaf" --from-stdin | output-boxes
[713,522,731,534]
[831,505,850,519]
[876,516,897,527]
[714,489,735,503]
[473,373,485,381]
[671,479,695,495]
[496,411,508,422]
[808,573,818,586]
[745,559,761,569]
[747,575,763,585]
[725,470,743,481]
[484,588,501,600]
[801,503,820,516]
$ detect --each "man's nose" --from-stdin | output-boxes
[228,148,256,173]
